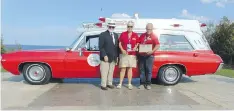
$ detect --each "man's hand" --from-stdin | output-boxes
[104,56,108,62]
[122,50,128,55]
[146,51,154,55]
[116,57,119,65]
[133,47,138,51]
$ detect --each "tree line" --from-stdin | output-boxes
[1,34,22,54]
[204,16,234,66]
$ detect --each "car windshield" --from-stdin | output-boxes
[68,32,83,49]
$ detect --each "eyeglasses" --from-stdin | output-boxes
[146,28,153,31]
[127,26,133,28]
[108,26,115,29]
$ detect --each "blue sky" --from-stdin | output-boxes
[2,0,234,46]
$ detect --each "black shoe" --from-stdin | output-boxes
[107,85,115,89]
[101,86,108,90]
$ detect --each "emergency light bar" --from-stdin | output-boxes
[99,17,106,22]
[200,23,207,27]
[171,24,182,27]
[83,23,102,29]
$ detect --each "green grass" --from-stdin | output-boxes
[215,68,234,78]
[1,66,7,72]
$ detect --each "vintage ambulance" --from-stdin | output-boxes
[1,15,224,85]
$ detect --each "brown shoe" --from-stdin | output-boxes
[101,86,108,90]
[107,85,115,89]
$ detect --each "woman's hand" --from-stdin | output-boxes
[133,47,138,51]
[122,50,128,55]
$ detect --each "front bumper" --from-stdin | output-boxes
[215,63,224,73]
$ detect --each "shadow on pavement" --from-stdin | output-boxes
[2,74,197,86]
[2,75,24,82]
[180,76,197,83]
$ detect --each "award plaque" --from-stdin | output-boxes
[139,44,152,52]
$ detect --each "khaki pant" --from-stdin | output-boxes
[100,61,115,87]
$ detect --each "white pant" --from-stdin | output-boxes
[100,61,115,87]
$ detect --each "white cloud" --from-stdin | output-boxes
[111,13,132,19]
[216,2,225,7]
[200,0,234,8]
[180,9,210,22]
[201,0,214,3]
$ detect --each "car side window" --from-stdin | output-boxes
[159,34,194,51]
[86,35,99,51]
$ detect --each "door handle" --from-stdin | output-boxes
[193,53,198,57]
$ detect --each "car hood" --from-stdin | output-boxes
[1,48,67,62]
[1,49,66,58]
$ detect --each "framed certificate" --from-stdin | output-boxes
[139,44,152,52]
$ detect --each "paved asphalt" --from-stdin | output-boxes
[1,72,234,110]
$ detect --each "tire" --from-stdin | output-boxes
[158,65,182,85]
[151,77,161,84]
[22,63,51,85]
[50,78,63,83]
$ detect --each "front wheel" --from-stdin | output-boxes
[22,63,51,85]
[158,65,182,85]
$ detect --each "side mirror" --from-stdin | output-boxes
[65,47,71,52]
[78,48,83,56]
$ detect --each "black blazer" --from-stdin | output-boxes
[99,30,119,63]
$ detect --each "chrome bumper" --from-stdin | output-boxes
[215,63,224,73]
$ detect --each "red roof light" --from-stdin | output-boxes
[200,23,207,27]
[95,23,102,27]
[99,17,106,22]
[172,24,181,27]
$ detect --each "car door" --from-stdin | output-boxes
[64,32,102,78]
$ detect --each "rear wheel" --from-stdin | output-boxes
[158,65,182,85]
[22,63,51,85]
[151,77,161,84]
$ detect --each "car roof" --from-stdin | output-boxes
[81,18,204,34]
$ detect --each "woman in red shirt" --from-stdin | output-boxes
[117,21,139,90]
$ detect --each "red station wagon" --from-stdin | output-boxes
[1,17,224,85]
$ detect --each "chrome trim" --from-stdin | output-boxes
[18,61,52,76]
[215,63,224,73]
[71,32,86,51]
[164,67,179,82]
[25,64,46,82]
[72,31,104,51]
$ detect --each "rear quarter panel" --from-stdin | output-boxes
[152,51,195,78]
[152,50,222,77]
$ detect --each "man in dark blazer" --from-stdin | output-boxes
[99,21,119,90]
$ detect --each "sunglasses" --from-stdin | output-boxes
[146,28,153,31]
[108,26,115,29]
[127,26,133,28]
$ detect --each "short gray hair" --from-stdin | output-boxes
[146,23,154,29]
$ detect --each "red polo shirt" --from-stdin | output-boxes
[138,33,160,55]
[119,31,139,55]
